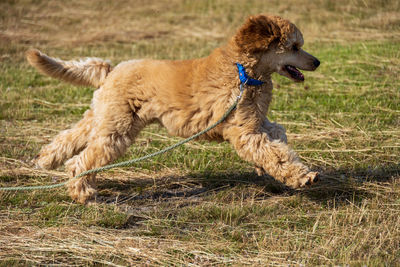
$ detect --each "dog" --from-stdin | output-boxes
[27,14,320,204]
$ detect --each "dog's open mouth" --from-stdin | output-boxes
[285,65,304,81]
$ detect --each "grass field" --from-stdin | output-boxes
[1,0,399,265]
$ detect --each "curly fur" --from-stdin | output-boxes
[234,15,297,53]
[26,49,112,88]
[28,14,321,204]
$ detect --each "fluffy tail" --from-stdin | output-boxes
[26,49,112,88]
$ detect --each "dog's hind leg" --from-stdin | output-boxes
[65,98,145,204]
[34,109,94,170]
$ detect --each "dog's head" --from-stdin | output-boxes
[234,14,320,82]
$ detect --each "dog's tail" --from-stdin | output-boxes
[26,49,112,88]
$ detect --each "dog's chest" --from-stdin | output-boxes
[253,86,273,116]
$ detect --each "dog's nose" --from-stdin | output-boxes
[313,59,320,68]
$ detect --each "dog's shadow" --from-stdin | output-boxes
[95,164,399,209]
[96,170,281,205]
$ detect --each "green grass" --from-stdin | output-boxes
[0,0,399,265]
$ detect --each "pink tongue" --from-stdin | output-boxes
[286,65,304,80]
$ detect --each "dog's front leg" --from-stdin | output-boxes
[261,117,287,144]
[254,118,287,175]
[225,126,318,188]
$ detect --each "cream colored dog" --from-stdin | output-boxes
[27,14,320,203]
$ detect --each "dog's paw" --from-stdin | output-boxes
[65,155,82,178]
[65,156,98,204]
[67,177,97,204]
[254,165,266,176]
[297,171,319,188]
[285,171,319,189]
[32,153,56,170]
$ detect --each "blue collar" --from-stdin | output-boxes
[236,63,264,86]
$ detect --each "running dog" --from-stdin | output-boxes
[27,14,320,203]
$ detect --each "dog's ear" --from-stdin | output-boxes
[234,15,293,54]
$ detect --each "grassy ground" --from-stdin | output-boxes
[1,0,399,265]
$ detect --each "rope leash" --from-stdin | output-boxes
[0,84,247,191]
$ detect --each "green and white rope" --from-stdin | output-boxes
[0,95,241,191]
